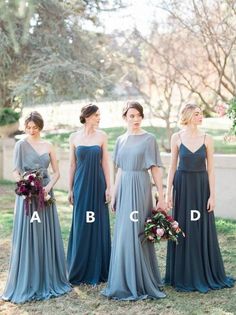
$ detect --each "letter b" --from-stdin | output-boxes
[86,211,95,223]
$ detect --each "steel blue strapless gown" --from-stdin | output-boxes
[67,145,111,285]
[165,142,235,292]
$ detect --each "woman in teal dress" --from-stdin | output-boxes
[101,101,166,300]
[165,104,235,292]
[1,111,71,304]
[67,104,111,285]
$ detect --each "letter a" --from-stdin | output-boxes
[86,211,95,223]
[30,211,41,223]
[191,210,201,221]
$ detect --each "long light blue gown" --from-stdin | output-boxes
[1,139,71,304]
[101,133,166,300]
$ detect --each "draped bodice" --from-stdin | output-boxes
[14,139,51,184]
[75,145,102,171]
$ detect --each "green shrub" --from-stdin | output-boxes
[0,108,20,126]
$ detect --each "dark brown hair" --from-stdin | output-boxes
[122,101,144,118]
[80,104,99,124]
[24,111,44,130]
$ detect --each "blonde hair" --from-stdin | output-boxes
[179,104,201,125]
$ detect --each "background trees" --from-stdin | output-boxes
[0,0,122,108]
[110,0,236,149]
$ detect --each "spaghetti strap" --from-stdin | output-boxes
[178,133,182,143]
[203,134,206,144]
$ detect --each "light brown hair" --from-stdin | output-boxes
[24,111,44,130]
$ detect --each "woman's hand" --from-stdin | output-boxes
[111,197,116,212]
[43,184,51,195]
[68,190,74,205]
[166,194,173,211]
[207,196,215,212]
[156,198,167,212]
[105,187,111,204]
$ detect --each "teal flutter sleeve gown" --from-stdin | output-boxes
[1,139,71,304]
[67,145,111,285]
[101,133,166,300]
[165,140,235,292]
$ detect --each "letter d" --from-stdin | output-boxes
[191,210,200,221]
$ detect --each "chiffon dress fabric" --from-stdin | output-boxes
[1,139,71,304]
[101,133,166,300]
[165,135,235,292]
[67,145,111,285]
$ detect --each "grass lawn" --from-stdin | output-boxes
[0,180,235,315]
[44,126,236,154]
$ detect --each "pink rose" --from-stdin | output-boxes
[171,221,179,229]
[156,228,164,237]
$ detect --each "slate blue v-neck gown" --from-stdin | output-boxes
[1,139,71,304]
[165,141,235,292]
[67,145,111,285]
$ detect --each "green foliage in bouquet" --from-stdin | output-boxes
[142,209,185,244]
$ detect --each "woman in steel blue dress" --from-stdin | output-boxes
[1,112,71,304]
[67,104,111,285]
[165,104,235,292]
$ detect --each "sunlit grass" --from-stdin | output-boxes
[43,125,236,154]
[0,181,235,315]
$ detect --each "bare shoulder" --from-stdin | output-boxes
[69,131,81,142]
[171,132,181,144]
[97,129,108,144]
[97,129,107,138]
[42,140,54,152]
[205,133,213,147]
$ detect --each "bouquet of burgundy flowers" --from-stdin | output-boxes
[141,209,185,244]
[15,170,55,215]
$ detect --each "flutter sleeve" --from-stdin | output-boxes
[145,134,163,169]
[13,140,23,173]
[112,137,120,168]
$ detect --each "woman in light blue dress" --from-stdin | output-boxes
[1,111,71,304]
[101,101,166,300]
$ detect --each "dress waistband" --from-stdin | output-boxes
[121,170,148,173]
[177,169,206,173]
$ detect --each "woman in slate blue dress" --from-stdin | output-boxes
[67,104,111,285]
[1,111,71,304]
[102,101,166,300]
[165,104,235,292]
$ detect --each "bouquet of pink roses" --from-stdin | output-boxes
[141,209,185,244]
[15,170,55,215]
